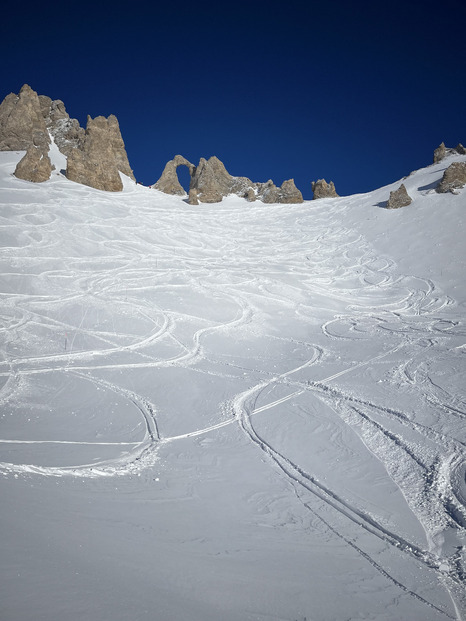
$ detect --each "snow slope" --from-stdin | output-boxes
[0,149,465,621]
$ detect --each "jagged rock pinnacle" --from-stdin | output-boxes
[311,179,339,199]
[0,85,135,191]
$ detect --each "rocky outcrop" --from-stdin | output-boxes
[66,115,126,192]
[0,84,50,152]
[188,188,199,205]
[65,113,134,190]
[51,116,85,157]
[245,188,256,202]
[189,156,254,203]
[386,183,412,209]
[254,180,280,204]
[0,84,53,182]
[39,96,68,125]
[433,142,447,163]
[39,96,85,157]
[154,154,303,204]
[61,112,134,187]
[278,179,303,203]
[433,142,466,163]
[311,179,339,199]
[436,162,466,194]
[153,155,196,195]
[256,179,303,204]
[0,85,135,191]
[14,146,53,183]
[108,115,135,181]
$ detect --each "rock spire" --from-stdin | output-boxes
[0,85,135,191]
[311,179,339,199]
[66,116,125,192]
[0,84,49,152]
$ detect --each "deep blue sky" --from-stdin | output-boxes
[1,0,465,198]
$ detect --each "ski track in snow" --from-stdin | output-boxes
[1,166,465,619]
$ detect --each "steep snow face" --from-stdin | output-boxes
[0,151,465,621]
[341,153,466,304]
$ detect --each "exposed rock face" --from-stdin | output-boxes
[108,115,135,181]
[255,179,279,203]
[39,96,68,124]
[386,183,412,209]
[0,85,135,191]
[311,179,339,199]
[245,188,256,202]
[277,179,303,203]
[433,142,465,163]
[188,188,199,205]
[190,156,249,203]
[39,96,85,157]
[65,113,134,190]
[66,115,125,192]
[0,84,50,151]
[436,162,466,194]
[188,157,222,202]
[153,155,196,195]
[50,116,85,157]
[433,142,447,163]
[14,145,53,182]
[255,178,303,204]
[0,84,54,183]
[154,154,303,204]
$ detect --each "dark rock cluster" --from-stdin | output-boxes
[2,85,463,203]
[433,143,466,194]
[0,84,134,191]
[433,142,465,163]
[153,154,304,205]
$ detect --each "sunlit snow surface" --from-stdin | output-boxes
[0,150,465,621]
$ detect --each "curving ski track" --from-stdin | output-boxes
[1,167,465,620]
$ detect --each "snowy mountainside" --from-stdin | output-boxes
[0,150,465,621]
